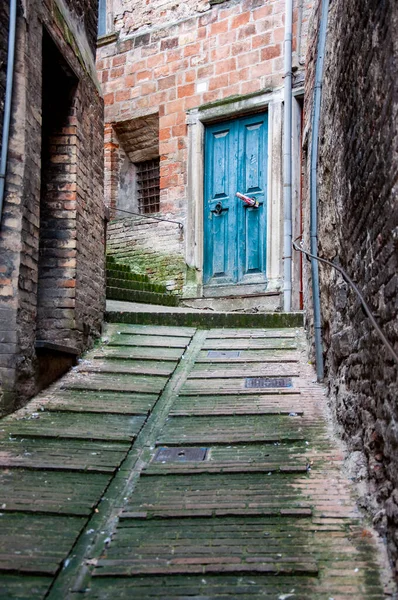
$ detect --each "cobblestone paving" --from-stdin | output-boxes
[0,325,388,599]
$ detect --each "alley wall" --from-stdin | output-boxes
[304,0,398,575]
[0,0,105,413]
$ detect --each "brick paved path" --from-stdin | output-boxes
[0,325,387,598]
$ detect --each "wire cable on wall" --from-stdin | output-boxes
[293,238,398,366]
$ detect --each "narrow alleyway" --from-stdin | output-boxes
[0,321,388,598]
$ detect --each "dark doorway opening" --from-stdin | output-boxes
[36,30,79,390]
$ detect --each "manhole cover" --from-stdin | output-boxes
[245,377,293,388]
[207,350,241,358]
[154,447,208,462]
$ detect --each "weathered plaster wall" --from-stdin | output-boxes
[304,0,398,575]
[0,0,105,414]
[98,0,313,294]
[112,0,214,38]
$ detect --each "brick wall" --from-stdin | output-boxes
[0,0,104,413]
[304,0,398,574]
[107,216,185,292]
[98,0,313,291]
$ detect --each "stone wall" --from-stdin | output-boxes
[0,0,104,414]
[111,0,224,39]
[63,0,99,53]
[304,0,398,574]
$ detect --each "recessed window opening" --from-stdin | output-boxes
[136,158,160,214]
[112,114,160,216]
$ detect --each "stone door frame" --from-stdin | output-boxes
[185,89,284,298]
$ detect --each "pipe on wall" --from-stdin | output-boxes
[283,0,293,312]
[0,0,17,223]
[310,0,330,381]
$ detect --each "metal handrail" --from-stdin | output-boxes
[293,237,398,366]
[108,206,183,230]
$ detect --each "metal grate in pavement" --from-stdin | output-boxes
[154,447,208,462]
[245,377,293,388]
[207,350,241,358]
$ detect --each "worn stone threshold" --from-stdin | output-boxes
[106,300,304,328]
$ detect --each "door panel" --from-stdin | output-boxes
[204,122,237,284]
[238,114,268,282]
[204,112,268,287]
[244,204,264,274]
[212,130,230,198]
[243,122,263,193]
[211,209,229,277]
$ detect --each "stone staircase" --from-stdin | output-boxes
[106,255,179,307]
[0,320,389,599]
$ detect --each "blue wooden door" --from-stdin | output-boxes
[204,113,268,286]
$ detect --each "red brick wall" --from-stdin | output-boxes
[98,0,312,218]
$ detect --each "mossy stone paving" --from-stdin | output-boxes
[0,437,130,472]
[121,473,313,515]
[94,517,319,577]
[75,358,175,376]
[105,324,196,338]
[0,470,111,515]
[92,345,183,360]
[0,575,52,599]
[202,338,298,350]
[1,412,147,442]
[40,390,159,415]
[205,328,298,338]
[157,414,310,445]
[85,573,383,600]
[196,348,301,362]
[81,326,383,599]
[0,324,387,599]
[180,378,301,394]
[188,363,300,377]
[0,323,195,598]
[108,334,191,348]
[170,393,305,416]
[62,372,167,394]
[0,514,86,575]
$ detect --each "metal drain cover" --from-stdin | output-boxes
[245,377,293,388]
[207,350,241,358]
[154,447,208,462]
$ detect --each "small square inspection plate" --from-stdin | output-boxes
[207,350,241,358]
[154,447,208,462]
[245,377,293,389]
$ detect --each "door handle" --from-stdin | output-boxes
[211,202,227,216]
[236,192,259,208]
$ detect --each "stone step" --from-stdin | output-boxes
[180,292,280,313]
[106,256,179,306]
[106,269,151,283]
[107,276,167,294]
[107,287,179,306]
[105,300,304,328]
